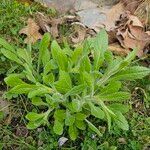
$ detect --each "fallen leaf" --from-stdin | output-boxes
[70,22,87,44]
[35,12,51,33]
[19,18,42,44]
[49,18,63,38]
[121,0,142,13]
[108,43,130,56]
[134,0,150,25]
[116,12,150,57]
[104,2,125,31]
[35,12,63,38]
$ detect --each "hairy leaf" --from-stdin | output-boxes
[99,92,131,102]
[93,29,108,70]
[53,120,64,135]
[85,119,102,136]
[55,71,72,94]
[110,66,150,81]
[38,33,51,70]
[4,74,25,87]
[1,48,22,64]
[26,112,44,121]
[75,120,86,130]
[114,111,129,130]
[89,102,105,119]
[69,125,78,140]
[65,111,75,126]
[65,84,86,97]
[51,40,68,71]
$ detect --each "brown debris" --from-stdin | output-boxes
[108,43,130,56]
[35,12,79,39]
[70,22,87,44]
[16,126,28,137]
[0,91,10,116]
[19,18,42,44]
[121,0,143,14]
[104,2,125,31]
[116,12,150,57]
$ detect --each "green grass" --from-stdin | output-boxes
[0,0,150,150]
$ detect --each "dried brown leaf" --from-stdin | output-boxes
[70,23,86,44]
[121,0,142,13]
[49,18,63,38]
[104,2,125,31]
[35,12,63,38]
[116,13,150,57]
[19,18,42,44]
[108,43,130,56]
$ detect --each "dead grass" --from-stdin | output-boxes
[135,0,150,26]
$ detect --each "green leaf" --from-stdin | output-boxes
[97,48,140,86]
[38,33,51,70]
[1,48,22,64]
[26,112,44,121]
[65,84,86,97]
[104,50,113,65]
[4,74,25,87]
[114,111,129,130]
[75,120,86,130]
[43,61,52,75]
[100,81,121,95]
[31,97,48,106]
[43,60,57,75]
[65,111,75,126]
[93,29,108,70]
[0,38,15,52]
[72,45,83,65]
[28,85,53,98]
[75,113,87,121]
[99,92,131,101]
[0,111,4,121]
[17,48,32,65]
[53,120,64,135]
[23,63,36,83]
[68,125,78,140]
[43,73,54,85]
[105,110,112,131]
[72,99,82,112]
[110,66,150,81]
[51,40,68,71]
[79,56,91,72]
[124,48,138,64]
[146,117,150,124]
[54,110,66,122]
[82,72,94,88]
[97,58,122,86]
[27,118,44,129]
[55,71,72,94]
[109,103,129,114]
[94,98,116,131]
[85,119,102,136]
[9,84,37,94]
[89,102,105,119]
